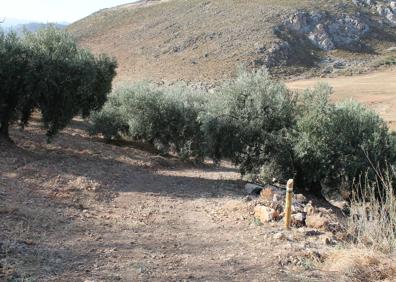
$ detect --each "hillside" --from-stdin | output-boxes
[68,0,396,83]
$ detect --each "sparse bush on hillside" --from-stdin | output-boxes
[0,28,117,142]
[90,83,207,159]
[91,68,396,196]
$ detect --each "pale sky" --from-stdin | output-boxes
[0,0,138,23]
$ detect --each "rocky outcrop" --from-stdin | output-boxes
[353,0,396,25]
[279,11,370,51]
[264,41,292,67]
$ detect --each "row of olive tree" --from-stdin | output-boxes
[90,69,396,196]
[0,28,117,142]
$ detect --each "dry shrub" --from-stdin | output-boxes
[347,169,396,253]
[322,169,396,281]
[324,248,396,281]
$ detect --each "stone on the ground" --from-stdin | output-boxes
[273,193,282,203]
[323,236,334,245]
[291,212,306,227]
[273,232,287,240]
[294,193,307,204]
[245,183,263,195]
[254,205,279,223]
[305,214,330,230]
[243,195,253,202]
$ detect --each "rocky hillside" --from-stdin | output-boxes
[68,0,396,83]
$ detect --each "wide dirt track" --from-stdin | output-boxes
[0,119,340,281]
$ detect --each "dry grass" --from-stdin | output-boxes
[347,170,396,254]
[324,248,396,281]
[321,169,396,281]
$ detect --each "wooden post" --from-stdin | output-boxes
[284,179,294,229]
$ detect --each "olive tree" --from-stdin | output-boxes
[0,32,31,141]
[0,28,117,142]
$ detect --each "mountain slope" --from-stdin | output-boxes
[68,0,396,83]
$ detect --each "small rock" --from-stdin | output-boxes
[245,183,263,195]
[305,214,330,230]
[273,232,287,240]
[294,194,307,204]
[333,61,346,69]
[273,193,282,203]
[254,205,278,223]
[291,212,306,227]
[305,230,323,237]
[243,195,253,202]
[391,2,396,12]
[323,237,333,245]
[387,46,396,52]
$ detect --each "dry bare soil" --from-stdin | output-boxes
[2,118,388,281]
[287,67,396,132]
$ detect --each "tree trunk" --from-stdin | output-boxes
[0,121,13,144]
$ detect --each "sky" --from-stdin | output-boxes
[0,0,138,24]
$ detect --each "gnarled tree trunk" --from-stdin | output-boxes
[0,121,12,143]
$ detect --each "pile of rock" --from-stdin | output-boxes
[353,0,396,25]
[246,183,340,231]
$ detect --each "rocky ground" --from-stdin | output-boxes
[0,119,395,281]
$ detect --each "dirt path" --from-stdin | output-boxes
[0,121,338,281]
[286,68,396,131]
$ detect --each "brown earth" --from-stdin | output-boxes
[0,118,361,281]
[286,67,396,132]
[68,0,396,84]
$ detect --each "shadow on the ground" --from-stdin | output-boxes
[0,122,340,281]
[4,122,243,200]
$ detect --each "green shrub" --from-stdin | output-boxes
[89,101,129,141]
[90,83,207,159]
